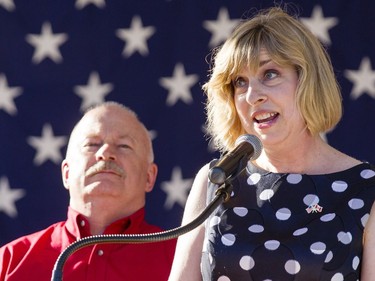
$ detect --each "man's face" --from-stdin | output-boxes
[61,106,157,214]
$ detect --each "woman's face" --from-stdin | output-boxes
[233,49,305,147]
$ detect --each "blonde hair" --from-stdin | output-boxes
[203,7,342,153]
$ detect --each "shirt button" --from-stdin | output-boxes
[80,220,85,227]
[97,250,104,256]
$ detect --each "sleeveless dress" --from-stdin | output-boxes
[201,162,375,281]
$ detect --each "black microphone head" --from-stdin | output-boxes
[208,134,263,185]
[235,134,262,161]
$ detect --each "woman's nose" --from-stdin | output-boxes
[246,81,267,106]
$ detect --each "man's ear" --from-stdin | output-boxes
[61,159,69,190]
[145,163,158,193]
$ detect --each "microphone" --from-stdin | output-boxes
[208,134,262,185]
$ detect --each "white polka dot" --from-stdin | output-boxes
[247,173,261,185]
[310,241,326,254]
[221,233,236,246]
[276,208,291,220]
[320,213,336,222]
[286,174,302,184]
[325,251,333,263]
[331,181,348,192]
[259,189,274,200]
[264,240,280,250]
[348,198,364,210]
[352,256,360,270]
[233,207,248,217]
[218,276,230,281]
[331,272,344,281]
[361,213,370,227]
[303,194,320,206]
[293,227,308,236]
[209,216,221,227]
[361,169,375,179]
[285,260,301,275]
[337,231,352,245]
[248,224,264,233]
[239,255,255,270]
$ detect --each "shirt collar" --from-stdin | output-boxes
[65,206,146,239]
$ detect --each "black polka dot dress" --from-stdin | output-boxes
[201,162,375,281]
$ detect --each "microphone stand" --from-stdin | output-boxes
[51,181,233,281]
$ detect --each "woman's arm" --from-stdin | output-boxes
[168,164,210,281]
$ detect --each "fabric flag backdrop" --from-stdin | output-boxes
[1,0,375,246]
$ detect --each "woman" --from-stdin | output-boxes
[169,6,375,281]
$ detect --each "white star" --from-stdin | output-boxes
[161,167,193,210]
[0,74,22,115]
[116,15,156,58]
[159,63,199,106]
[73,71,114,112]
[75,0,105,9]
[300,5,338,45]
[27,123,68,165]
[203,7,240,48]
[344,57,375,99]
[0,177,26,218]
[25,22,68,64]
[0,0,15,11]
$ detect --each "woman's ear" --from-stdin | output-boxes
[61,159,69,190]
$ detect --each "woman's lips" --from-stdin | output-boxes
[254,112,279,123]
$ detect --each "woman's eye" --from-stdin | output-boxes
[232,77,247,88]
[264,70,278,80]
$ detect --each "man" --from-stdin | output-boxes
[0,101,176,281]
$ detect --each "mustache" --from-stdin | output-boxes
[85,161,125,177]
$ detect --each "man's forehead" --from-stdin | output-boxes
[75,116,143,140]
[78,107,136,127]
[70,105,149,143]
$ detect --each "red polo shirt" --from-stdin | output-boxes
[0,207,176,281]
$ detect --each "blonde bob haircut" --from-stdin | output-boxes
[203,7,342,153]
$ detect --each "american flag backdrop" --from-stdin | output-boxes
[1,0,375,246]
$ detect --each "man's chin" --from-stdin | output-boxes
[84,182,122,196]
